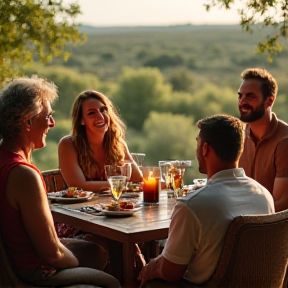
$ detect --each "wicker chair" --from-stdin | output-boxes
[206,209,288,288]
[42,169,68,192]
[144,210,288,288]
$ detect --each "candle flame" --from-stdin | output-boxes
[148,171,154,179]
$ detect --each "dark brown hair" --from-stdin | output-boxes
[241,68,278,100]
[197,114,244,162]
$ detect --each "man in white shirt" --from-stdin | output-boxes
[138,114,274,287]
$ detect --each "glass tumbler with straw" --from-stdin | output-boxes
[104,165,127,202]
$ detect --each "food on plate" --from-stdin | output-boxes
[105,201,120,211]
[63,187,87,198]
[105,200,136,211]
[119,200,135,210]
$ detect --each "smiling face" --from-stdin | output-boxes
[81,98,110,137]
[238,79,268,123]
[29,100,55,149]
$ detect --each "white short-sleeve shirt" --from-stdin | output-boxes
[162,168,275,284]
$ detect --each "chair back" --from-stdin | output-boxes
[42,169,67,192]
[206,209,288,288]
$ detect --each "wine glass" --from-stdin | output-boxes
[104,165,127,202]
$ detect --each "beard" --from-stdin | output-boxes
[239,101,265,123]
[196,147,207,174]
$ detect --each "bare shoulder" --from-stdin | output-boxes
[59,135,73,146]
[10,163,40,180]
[58,135,76,152]
[7,164,45,200]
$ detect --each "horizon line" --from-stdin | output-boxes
[77,22,240,28]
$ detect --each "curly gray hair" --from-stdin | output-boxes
[0,76,58,140]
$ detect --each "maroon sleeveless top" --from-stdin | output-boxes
[0,147,48,269]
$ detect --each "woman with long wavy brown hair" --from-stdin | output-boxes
[58,90,142,191]
[57,90,145,281]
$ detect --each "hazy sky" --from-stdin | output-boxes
[74,0,240,26]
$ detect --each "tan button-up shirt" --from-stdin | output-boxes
[239,113,288,194]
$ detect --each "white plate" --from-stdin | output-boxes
[121,192,141,198]
[48,191,94,203]
[103,206,142,217]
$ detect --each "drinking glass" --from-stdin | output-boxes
[159,161,174,198]
[123,161,132,190]
[104,165,127,202]
[170,160,192,197]
[131,153,145,167]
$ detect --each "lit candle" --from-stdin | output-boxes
[143,171,159,204]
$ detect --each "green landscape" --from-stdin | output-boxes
[26,24,288,183]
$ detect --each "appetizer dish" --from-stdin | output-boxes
[63,187,87,198]
[105,200,136,211]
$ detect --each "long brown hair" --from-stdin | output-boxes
[71,90,126,179]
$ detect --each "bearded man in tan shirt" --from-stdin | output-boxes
[238,68,288,212]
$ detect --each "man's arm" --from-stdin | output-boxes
[138,255,187,287]
[138,202,200,287]
[273,177,288,212]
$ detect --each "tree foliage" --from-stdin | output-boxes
[162,84,239,121]
[24,64,100,118]
[0,0,85,86]
[115,67,172,130]
[141,112,202,181]
[205,0,288,61]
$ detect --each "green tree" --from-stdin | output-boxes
[33,141,59,170]
[0,0,85,86]
[162,84,238,121]
[167,69,194,92]
[115,67,172,130]
[141,112,202,182]
[25,64,100,118]
[142,112,196,164]
[205,0,288,60]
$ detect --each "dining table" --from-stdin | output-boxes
[49,190,177,288]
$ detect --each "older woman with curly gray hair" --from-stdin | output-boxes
[0,77,120,288]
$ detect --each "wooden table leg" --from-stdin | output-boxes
[123,242,136,288]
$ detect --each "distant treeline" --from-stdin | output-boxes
[28,24,288,182]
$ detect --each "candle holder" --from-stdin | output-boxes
[140,166,160,205]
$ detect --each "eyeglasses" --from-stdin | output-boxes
[44,113,54,121]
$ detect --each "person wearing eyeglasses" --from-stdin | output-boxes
[0,77,120,288]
